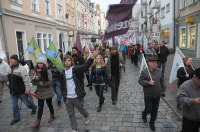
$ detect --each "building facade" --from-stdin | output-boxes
[177,0,200,58]
[0,0,103,62]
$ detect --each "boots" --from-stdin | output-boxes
[48,113,55,123]
[31,119,40,129]
[97,106,102,112]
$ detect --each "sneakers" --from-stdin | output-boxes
[84,117,90,124]
[57,101,61,106]
[31,106,37,115]
[142,111,147,123]
[10,119,20,125]
[149,123,156,131]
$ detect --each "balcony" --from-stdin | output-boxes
[152,0,160,9]
[141,0,148,6]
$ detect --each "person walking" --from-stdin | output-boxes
[7,54,37,125]
[0,55,11,103]
[119,42,127,64]
[83,46,92,90]
[49,63,62,106]
[31,57,55,129]
[156,41,169,77]
[144,43,157,56]
[107,46,124,105]
[176,56,195,110]
[60,51,98,132]
[176,68,200,132]
[91,55,110,112]
[138,55,166,131]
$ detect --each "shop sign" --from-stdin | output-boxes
[152,24,159,33]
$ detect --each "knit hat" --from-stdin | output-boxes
[72,46,79,51]
[37,57,47,65]
[10,54,19,61]
[146,55,158,62]
[195,68,200,79]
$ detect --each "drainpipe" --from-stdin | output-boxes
[173,0,176,52]
[0,1,9,63]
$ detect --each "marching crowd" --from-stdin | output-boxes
[0,41,200,132]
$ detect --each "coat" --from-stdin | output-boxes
[60,58,94,101]
[156,46,169,63]
[138,67,166,98]
[32,70,54,99]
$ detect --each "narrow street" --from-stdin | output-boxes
[0,59,181,132]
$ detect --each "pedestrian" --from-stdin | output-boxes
[176,56,195,110]
[119,42,127,63]
[144,43,157,56]
[7,54,37,125]
[107,46,124,105]
[72,46,85,66]
[60,51,98,132]
[83,46,92,90]
[31,57,55,129]
[132,44,140,66]
[176,67,200,132]
[138,55,166,131]
[156,41,169,77]
[49,63,62,106]
[91,55,110,112]
[0,55,11,103]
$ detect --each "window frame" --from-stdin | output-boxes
[36,32,53,53]
[45,0,51,16]
[187,25,196,50]
[166,3,170,13]
[31,0,39,12]
[161,7,165,18]
[10,0,22,5]
[179,26,187,49]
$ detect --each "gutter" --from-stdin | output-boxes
[0,1,9,63]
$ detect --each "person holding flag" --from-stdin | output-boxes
[138,55,166,131]
[176,56,195,110]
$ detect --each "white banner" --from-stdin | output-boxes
[169,47,185,83]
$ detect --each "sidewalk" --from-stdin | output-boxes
[163,54,200,119]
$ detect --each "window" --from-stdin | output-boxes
[179,0,187,9]
[72,14,75,25]
[45,0,51,15]
[37,33,53,52]
[58,5,63,20]
[32,0,39,12]
[180,27,186,48]
[161,7,165,18]
[188,26,196,49]
[189,0,198,5]
[68,14,71,24]
[11,0,22,4]
[166,3,170,13]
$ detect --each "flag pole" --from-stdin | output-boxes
[142,53,153,81]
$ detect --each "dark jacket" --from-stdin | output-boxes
[138,67,166,98]
[91,65,110,85]
[8,64,31,95]
[60,58,94,101]
[156,46,169,63]
[72,54,85,66]
[49,64,61,81]
[177,65,195,87]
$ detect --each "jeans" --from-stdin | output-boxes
[11,94,36,120]
[111,76,120,102]
[158,62,166,77]
[143,96,160,124]
[52,80,62,101]
[65,98,88,131]
[37,97,54,120]
[95,85,105,106]
[182,117,200,132]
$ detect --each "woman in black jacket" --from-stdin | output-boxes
[176,56,195,110]
[91,55,110,112]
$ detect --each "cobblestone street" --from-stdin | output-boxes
[0,59,182,132]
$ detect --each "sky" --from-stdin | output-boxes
[91,0,141,13]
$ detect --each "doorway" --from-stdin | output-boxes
[16,32,24,61]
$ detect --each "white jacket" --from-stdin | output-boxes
[0,60,11,81]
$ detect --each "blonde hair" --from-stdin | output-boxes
[183,56,192,65]
[93,55,105,67]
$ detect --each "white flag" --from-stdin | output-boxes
[169,47,185,83]
[140,53,148,73]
